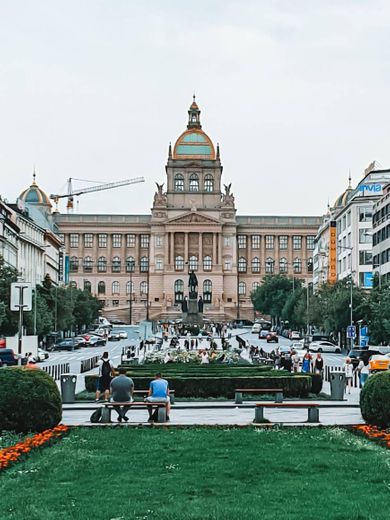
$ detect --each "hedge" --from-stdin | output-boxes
[86,374,312,398]
[360,371,390,427]
[0,368,62,433]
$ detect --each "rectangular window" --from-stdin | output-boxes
[293,236,302,250]
[359,251,373,265]
[140,234,150,248]
[98,234,107,248]
[306,236,315,250]
[359,207,373,222]
[237,235,247,248]
[265,235,274,249]
[342,215,346,231]
[84,234,93,248]
[57,233,64,244]
[224,236,231,247]
[279,236,288,250]
[251,235,260,249]
[359,229,371,244]
[156,258,163,271]
[70,234,79,248]
[347,211,351,226]
[224,259,232,271]
[112,234,122,248]
[155,235,163,248]
[126,234,136,248]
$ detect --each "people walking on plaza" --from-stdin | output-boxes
[343,357,354,394]
[96,351,115,402]
[314,353,324,377]
[301,351,312,374]
[145,372,171,422]
[291,350,300,373]
[357,357,369,387]
[110,367,134,422]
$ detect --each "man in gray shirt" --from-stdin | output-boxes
[110,367,134,422]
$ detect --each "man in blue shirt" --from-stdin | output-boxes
[145,372,171,422]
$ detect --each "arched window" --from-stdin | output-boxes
[251,257,260,273]
[252,281,260,292]
[204,174,214,192]
[265,258,274,274]
[112,281,120,295]
[189,173,199,192]
[83,256,93,273]
[189,255,198,271]
[174,173,184,192]
[203,279,212,303]
[140,256,149,272]
[279,257,288,274]
[98,281,105,295]
[140,281,148,295]
[70,256,79,272]
[126,281,134,295]
[174,279,184,303]
[238,281,246,295]
[294,257,302,274]
[203,255,212,271]
[175,255,184,271]
[126,256,135,272]
[84,280,91,292]
[97,256,107,272]
[112,256,121,273]
[238,257,247,273]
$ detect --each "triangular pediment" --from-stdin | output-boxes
[167,212,220,225]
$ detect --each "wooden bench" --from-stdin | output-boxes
[235,388,283,404]
[132,389,175,405]
[254,403,320,423]
[101,401,168,423]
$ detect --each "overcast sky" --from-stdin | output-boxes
[1,0,390,216]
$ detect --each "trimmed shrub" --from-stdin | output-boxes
[0,368,62,433]
[310,374,323,395]
[86,374,311,398]
[360,371,390,427]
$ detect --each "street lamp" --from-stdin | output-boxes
[127,259,135,325]
[338,244,354,351]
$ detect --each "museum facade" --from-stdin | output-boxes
[21,99,322,323]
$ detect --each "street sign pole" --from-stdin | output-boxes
[11,282,32,363]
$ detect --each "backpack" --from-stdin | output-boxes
[101,359,111,378]
[90,408,102,423]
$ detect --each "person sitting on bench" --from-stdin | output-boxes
[145,372,171,422]
[110,367,134,423]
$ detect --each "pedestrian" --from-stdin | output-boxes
[110,367,134,422]
[357,357,369,387]
[301,351,312,374]
[200,350,209,364]
[145,372,171,422]
[343,357,354,394]
[291,350,300,373]
[26,359,39,370]
[96,352,115,402]
[314,353,324,377]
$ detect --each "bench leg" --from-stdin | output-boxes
[235,392,243,404]
[308,407,319,423]
[275,391,283,404]
[254,406,265,423]
[157,406,167,423]
[170,393,175,405]
[101,407,111,423]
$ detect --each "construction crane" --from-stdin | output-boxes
[50,176,145,212]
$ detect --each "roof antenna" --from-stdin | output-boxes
[348,169,352,188]
[32,166,36,184]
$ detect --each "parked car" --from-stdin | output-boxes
[53,339,77,351]
[0,348,19,366]
[266,332,278,343]
[259,330,269,339]
[36,348,49,362]
[89,336,107,347]
[117,331,128,339]
[290,331,301,340]
[291,341,304,350]
[73,336,87,348]
[309,341,341,353]
[0,338,6,348]
[108,332,121,341]
[251,323,261,334]
[278,345,292,356]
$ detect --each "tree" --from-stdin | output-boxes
[0,256,19,336]
[282,286,307,329]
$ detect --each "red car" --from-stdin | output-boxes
[266,332,279,343]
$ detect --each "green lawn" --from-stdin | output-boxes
[1,427,389,520]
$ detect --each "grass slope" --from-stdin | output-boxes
[0,428,389,520]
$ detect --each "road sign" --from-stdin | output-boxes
[10,282,32,311]
[347,325,356,339]
[360,337,369,347]
[361,326,368,337]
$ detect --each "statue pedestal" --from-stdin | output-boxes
[183,298,203,327]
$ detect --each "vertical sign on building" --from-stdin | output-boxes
[64,255,70,284]
[58,251,64,282]
[328,220,337,284]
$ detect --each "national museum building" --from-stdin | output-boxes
[19,100,322,323]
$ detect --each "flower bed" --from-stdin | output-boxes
[0,425,69,471]
[353,424,390,449]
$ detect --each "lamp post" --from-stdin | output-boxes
[127,259,135,324]
[338,244,355,351]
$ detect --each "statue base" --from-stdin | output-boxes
[182,298,203,328]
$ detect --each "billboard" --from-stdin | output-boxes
[328,221,337,283]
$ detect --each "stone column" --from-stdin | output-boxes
[213,233,217,265]
[218,233,222,267]
[170,232,175,265]
[184,232,189,263]
[198,233,203,266]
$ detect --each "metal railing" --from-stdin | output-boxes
[81,355,100,373]
[324,365,360,388]
[42,363,70,381]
